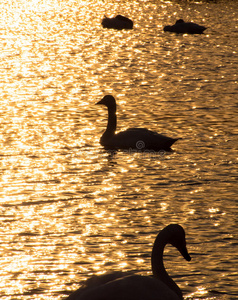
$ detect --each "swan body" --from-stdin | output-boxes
[102,15,133,30]
[96,95,179,151]
[164,19,206,34]
[65,224,191,300]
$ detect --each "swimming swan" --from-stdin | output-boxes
[65,224,191,300]
[102,15,133,30]
[96,95,179,151]
[164,19,207,34]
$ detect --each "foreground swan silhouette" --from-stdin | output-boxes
[65,224,191,300]
[96,95,179,151]
[164,19,207,34]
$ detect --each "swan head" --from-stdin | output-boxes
[163,224,191,261]
[164,25,172,31]
[176,19,185,24]
[96,95,117,111]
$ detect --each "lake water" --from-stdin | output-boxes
[0,0,237,299]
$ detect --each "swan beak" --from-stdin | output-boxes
[96,99,103,105]
[180,246,191,261]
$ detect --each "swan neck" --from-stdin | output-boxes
[101,106,117,142]
[151,232,183,299]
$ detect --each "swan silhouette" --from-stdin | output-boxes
[164,19,207,34]
[96,95,179,151]
[65,224,191,300]
[102,15,133,30]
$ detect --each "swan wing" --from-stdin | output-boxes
[185,22,206,33]
[102,16,133,29]
[109,128,178,151]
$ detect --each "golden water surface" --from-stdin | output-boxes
[0,0,237,299]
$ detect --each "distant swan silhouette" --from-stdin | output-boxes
[164,19,207,34]
[96,95,179,151]
[102,15,133,30]
[65,224,191,300]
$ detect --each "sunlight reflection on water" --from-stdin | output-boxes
[0,0,237,299]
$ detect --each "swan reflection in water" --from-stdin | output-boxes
[96,95,180,152]
[65,224,191,300]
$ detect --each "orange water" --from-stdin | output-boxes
[0,0,237,299]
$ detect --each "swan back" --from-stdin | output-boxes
[75,275,181,300]
[102,15,133,30]
[164,19,206,34]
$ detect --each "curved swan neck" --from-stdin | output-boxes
[101,105,117,141]
[151,231,183,300]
